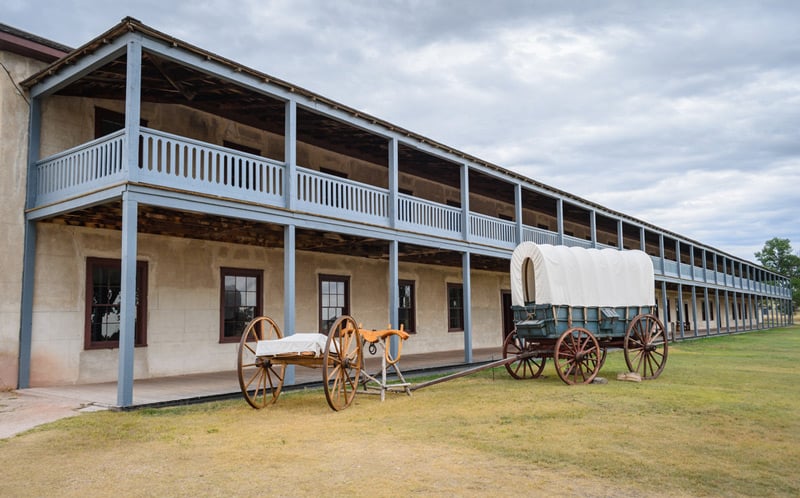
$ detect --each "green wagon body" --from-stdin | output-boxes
[512,303,656,340]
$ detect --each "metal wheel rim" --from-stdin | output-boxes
[237,316,286,409]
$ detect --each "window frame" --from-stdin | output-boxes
[219,267,264,343]
[319,274,350,334]
[84,257,148,350]
[398,279,416,334]
[447,283,464,332]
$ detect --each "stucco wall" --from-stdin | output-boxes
[28,222,508,386]
[0,50,51,389]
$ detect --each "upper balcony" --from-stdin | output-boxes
[31,127,791,300]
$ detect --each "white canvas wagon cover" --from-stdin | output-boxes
[510,242,655,307]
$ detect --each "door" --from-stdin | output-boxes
[501,291,514,339]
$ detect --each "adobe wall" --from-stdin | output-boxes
[29,222,508,386]
[0,50,50,389]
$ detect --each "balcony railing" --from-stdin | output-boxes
[31,128,792,299]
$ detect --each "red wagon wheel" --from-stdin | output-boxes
[624,314,668,379]
[553,327,601,385]
[237,316,286,409]
[323,315,363,411]
[502,330,546,379]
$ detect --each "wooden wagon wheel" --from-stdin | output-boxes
[624,314,668,379]
[502,330,546,379]
[553,327,601,385]
[237,316,286,409]
[323,315,363,411]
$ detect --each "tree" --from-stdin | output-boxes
[755,237,800,310]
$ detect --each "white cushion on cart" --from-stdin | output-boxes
[510,242,655,307]
[255,333,330,357]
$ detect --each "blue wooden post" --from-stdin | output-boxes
[676,283,684,339]
[283,224,296,385]
[690,285,698,337]
[515,184,523,245]
[124,39,142,182]
[117,193,138,407]
[661,280,669,338]
[462,251,473,363]
[460,164,470,241]
[17,96,41,389]
[389,239,399,358]
[388,137,398,229]
[556,199,564,246]
[117,38,142,408]
[639,226,645,251]
[284,100,297,211]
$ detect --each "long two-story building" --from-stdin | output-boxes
[1,18,793,406]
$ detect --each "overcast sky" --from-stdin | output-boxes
[5,1,800,263]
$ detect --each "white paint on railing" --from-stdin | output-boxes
[397,194,462,235]
[522,227,559,245]
[470,213,516,244]
[563,234,593,248]
[138,128,284,204]
[295,167,389,223]
[35,130,125,202]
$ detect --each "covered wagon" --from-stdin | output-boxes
[503,242,668,384]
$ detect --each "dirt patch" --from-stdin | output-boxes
[0,391,103,439]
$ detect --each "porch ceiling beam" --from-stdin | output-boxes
[27,35,130,98]
[147,52,196,101]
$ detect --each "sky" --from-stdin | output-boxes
[4,0,800,263]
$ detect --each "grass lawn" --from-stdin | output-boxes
[2,325,799,497]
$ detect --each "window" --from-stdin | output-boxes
[85,258,147,350]
[447,283,464,331]
[220,268,263,343]
[319,274,350,333]
[398,280,416,333]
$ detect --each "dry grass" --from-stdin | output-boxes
[1,325,799,497]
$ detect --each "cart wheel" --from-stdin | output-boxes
[624,314,668,379]
[554,327,601,385]
[237,316,286,409]
[502,331,546,379]
[323,315,363,411]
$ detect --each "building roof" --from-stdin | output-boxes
[0,22,71,62]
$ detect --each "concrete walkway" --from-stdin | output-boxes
[2,348,502,438]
